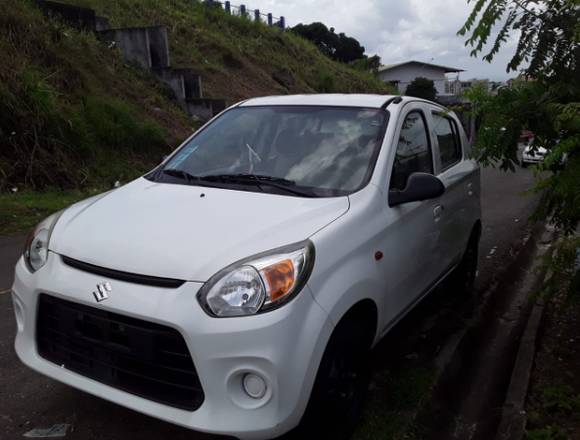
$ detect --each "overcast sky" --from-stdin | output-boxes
[245,0,519,81]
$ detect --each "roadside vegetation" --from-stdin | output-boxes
[0,0,192,193]
[460,0,579,277]
[0,189,101,235]
[459,0,579,234]
[526,240,580,438]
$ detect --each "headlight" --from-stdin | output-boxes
[198,241,315,317]
[23,211,63,273]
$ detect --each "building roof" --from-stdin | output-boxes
[378,60,464,74]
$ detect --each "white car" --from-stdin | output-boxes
[12,94,481,440]
[521,143,548,166]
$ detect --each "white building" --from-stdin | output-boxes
[377,60,464,96]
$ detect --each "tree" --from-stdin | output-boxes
[291,22,337,58]
[459,0,579,277]
[334,33,365,63]
[350,55,382,73]
[291,22,367,64]
[405,77,437,100]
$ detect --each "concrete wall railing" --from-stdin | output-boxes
[205,0,287,29]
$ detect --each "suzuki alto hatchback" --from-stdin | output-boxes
[12,94,481,440]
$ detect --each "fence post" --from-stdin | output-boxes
[240,4,246,17]
[225,1,231,14]
[267,13,273,26]
[279,16,285,29]
[254,9,260,22]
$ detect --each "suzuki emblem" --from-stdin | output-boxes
[93,282,111,302]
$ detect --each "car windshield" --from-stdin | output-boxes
[151,106,388,197]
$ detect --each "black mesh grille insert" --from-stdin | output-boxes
[36,294,204,411]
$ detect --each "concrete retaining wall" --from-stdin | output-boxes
[36,0,96,30]
[38,0,224,120]
[152,68,186,102]
[97,27,170,69]
[175,68,203,99]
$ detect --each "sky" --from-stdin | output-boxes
[242,0,520,81]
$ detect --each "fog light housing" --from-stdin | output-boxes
[242,373,267,399]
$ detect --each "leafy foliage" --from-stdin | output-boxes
[350,55,383,73]
[538,385,580,414]
[405,77,437,101]
[526,425,569,440]
[291,21,383,68]
[459,0,580,233]
[291,22,365,63]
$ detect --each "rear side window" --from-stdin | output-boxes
[390,111,433,191]
[432,112,462,170]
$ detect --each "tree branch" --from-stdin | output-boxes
[512,0,544,19]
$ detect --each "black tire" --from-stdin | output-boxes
[293,319,372,440]
[520,160,528,168]
[451,233,479,294]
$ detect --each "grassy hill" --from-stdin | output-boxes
[65,0,392,101]
[0,0,393,193]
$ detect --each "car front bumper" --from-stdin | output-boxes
[12,251,334,440]
[522,153,545,164]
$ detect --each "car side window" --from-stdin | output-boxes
[390,111,433,191]
[432,112,462,170]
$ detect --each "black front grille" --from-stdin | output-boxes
[36,294,204,411]
[61,255,186,288]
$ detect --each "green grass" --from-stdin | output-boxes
[0,0,191,191]
[0,189,103,236]
[353,367,434,440]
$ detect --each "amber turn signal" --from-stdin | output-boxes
[261,259,296,301]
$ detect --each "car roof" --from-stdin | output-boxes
[238,94,439,109]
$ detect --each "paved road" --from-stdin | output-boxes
[0,166,539,440]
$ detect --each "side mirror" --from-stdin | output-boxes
[389,172,445,207]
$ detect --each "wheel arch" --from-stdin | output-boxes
[333,298,378,348]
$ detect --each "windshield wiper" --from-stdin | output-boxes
[199,174,315,197]
[161,168,200,182]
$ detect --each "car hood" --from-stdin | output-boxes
[50,178,349,282]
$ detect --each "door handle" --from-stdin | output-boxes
[433,204,443,221]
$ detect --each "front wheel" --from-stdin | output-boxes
[294,319,372,440]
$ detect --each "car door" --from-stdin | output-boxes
[428,107,476,273]
[379,104,442,326]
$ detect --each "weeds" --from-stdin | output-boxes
[0,189,104,235]
[353,367,432,440]
[526,425,568,440]
[538,385,580,414]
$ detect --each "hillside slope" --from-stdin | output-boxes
[0,0,192,190]
[0,0,393,191]
[63,0,392,101]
